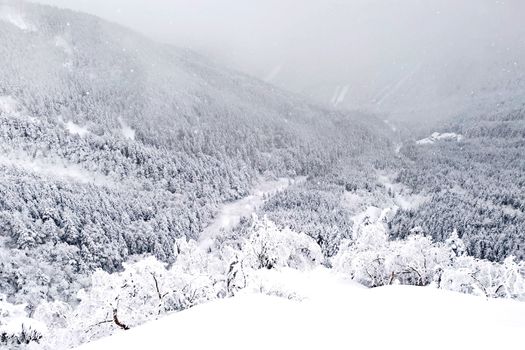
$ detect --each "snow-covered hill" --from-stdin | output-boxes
[76,268,525,350]
[1,2,524,350]
[0,0,393,311]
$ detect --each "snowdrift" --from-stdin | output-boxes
[76,268,525,350]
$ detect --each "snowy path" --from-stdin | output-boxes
[200,176,306,246]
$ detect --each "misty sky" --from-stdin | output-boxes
[33,0,525,117]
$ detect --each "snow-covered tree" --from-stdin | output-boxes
[0,295,46,347]
[242,215,323,271]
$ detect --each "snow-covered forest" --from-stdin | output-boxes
[0,1,524,349]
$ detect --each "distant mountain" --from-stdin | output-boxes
[306,58,525,124]
[290,0,525,123]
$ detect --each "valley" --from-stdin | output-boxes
[0,1,524,349]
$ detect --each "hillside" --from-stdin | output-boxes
[75,268,525,350]
[390,106,525,261]
[1,2,524,350]
[0,0,392,308]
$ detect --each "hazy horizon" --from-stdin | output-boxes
[32,0,525,120]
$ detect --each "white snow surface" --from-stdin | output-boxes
[76,267,525,350]
[0,5,36,32]
[64,120,90,137]
[0,95,41,124]
[200,176,306,247]
[0,316,47,338]
[0,150,115,187]
[416,131,464,145]
[118,117,136,140]
[331,85,350,107]
[0,95,19,115]
[378,174,429,211]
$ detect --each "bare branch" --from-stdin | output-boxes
[112,308,130,330]
[151,273,163,301]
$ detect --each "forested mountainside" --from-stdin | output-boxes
[390,105,525,262]
[250,103,525,265]
[0,1,392,307]
[1,1,524,349]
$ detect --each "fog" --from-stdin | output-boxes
[33,0,525,120]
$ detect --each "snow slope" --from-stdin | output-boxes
[0,4,36,32]
[416,132,464,145]
[0,151,116,187]
[76,268,525,350]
